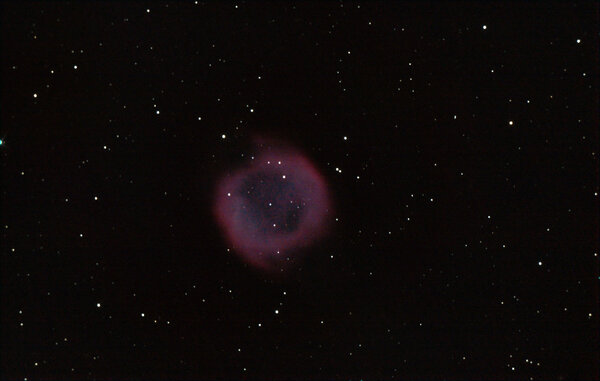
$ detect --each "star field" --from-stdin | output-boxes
[0,2,598,380]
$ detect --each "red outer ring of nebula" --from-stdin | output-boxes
[213,145,332,272]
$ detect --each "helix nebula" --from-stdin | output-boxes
[213,143,332,272]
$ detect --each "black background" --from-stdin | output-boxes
[1,2,598,380]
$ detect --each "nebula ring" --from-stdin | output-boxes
[213,145,332,272]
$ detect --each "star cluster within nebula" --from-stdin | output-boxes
[213,145,332,272]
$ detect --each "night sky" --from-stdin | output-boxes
[1,2,599,380]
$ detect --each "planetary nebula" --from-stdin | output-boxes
[213,145,332,272]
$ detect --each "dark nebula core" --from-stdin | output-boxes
[213,146,332,272]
